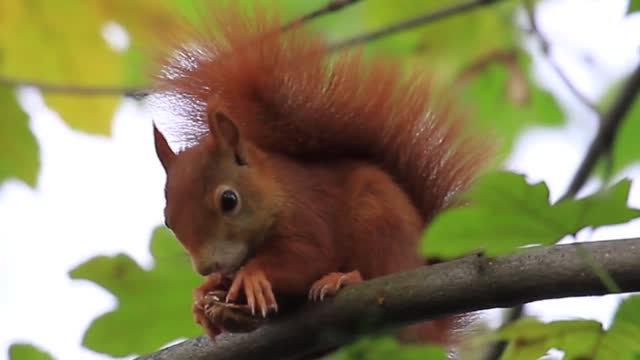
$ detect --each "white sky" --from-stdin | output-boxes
[1,1,640,360]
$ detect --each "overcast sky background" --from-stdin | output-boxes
[1,1,640,359]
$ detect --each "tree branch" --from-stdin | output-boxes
[328,0,503,52]
[135,238,640,360]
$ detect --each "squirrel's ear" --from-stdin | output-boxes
[208,111,248,166]
[153,124,176,172]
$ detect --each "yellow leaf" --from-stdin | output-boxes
[0,0,124,135]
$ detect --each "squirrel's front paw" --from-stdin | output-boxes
[226,264,278,318]
[194,273,230,299]
[193,274,228,340]
[309,270,362,301]
[193,298,223,340]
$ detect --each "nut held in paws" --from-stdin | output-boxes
[202,290,267,333]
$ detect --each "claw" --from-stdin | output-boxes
[320,285,328,301]
[249,299,255,315]
[226,263,278,318]
[309,270,363,302]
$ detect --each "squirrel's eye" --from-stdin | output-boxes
[220,189,239,213]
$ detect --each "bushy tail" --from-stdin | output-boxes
[151,3,495,222]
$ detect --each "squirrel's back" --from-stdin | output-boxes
[152,3,494,222]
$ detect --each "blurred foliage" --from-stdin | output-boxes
[498,318,603,360]
[324,335,446,360]
[459,53,564,153]
[1,0,639,359]
[68,226,201,357]
[488,295,640,360]
[597,80,640,175]
[612,98,640,174]
[8,343,55,360]
[0,0,189,135]
[594,295,640,359]
[0,85,39,187]
[421,171,640,258]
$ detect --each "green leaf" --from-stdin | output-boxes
[69,226,202,357]
[0,85,39,187]
[421,171,640,258]
[459,55,565,155]
[628,0,640,13]
[359,1,518,77]
[325,335,446,360]
[487,299,640,360]
[497,318,603,360]
[596,70,640,175]
[612,295,640,325]
[8,343,55,360]
[595,295,640,360]
[609,92,640,174]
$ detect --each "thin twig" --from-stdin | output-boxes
[328,0,502,52]
[134,238,640,360]
[523,1,600,115]
[281,0,363,31]
[0,75,148,99]
[565,61,640,198]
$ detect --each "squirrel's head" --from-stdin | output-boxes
[153,111,282,277]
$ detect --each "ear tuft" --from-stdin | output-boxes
[153,124,176,172]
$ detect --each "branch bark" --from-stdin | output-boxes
[135,238,640,360]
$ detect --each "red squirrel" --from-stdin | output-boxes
[150,3,494,345]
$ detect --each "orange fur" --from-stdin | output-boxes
[150,2,494,349]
